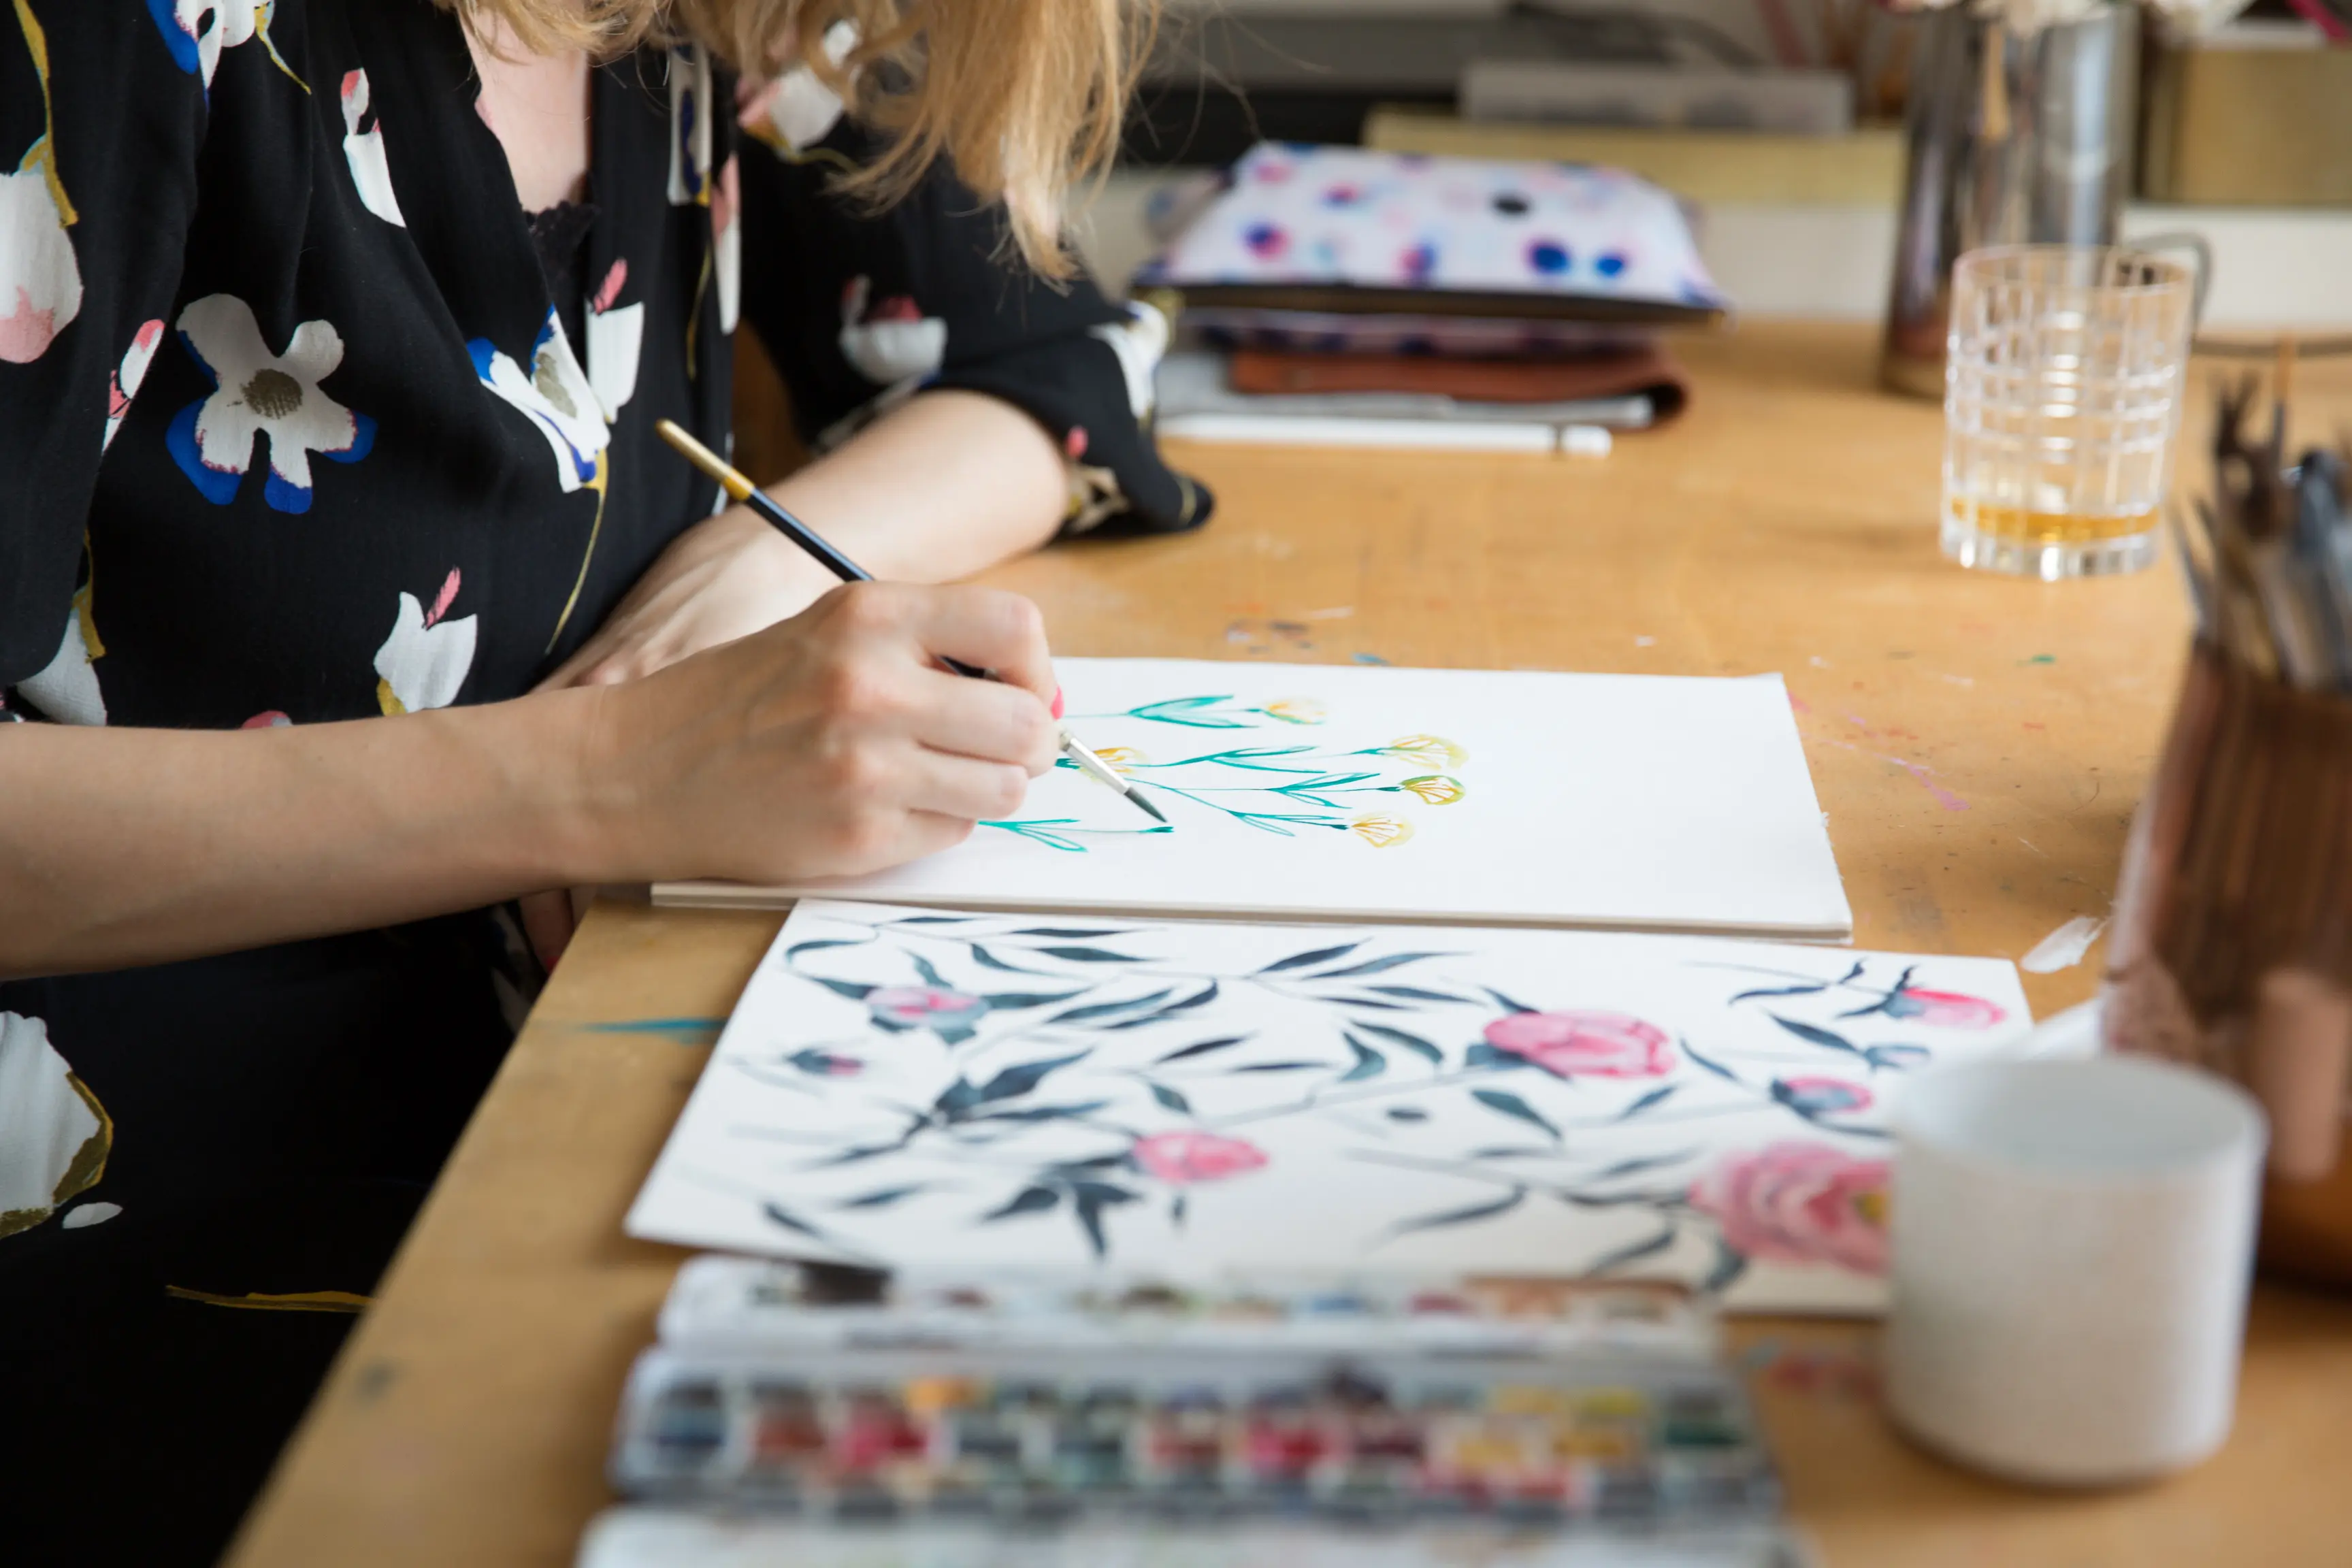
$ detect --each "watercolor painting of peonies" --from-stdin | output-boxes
[626,901,2036,1311]
[656,658,1852,941]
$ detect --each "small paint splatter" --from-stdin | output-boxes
[1594,250,1627,278]
[1243,222,1287,260]
[1787,694,1811,714]
[1939,673,1974,687]
[1352,651,1390,665]
[580,1017,725,1044]
[1886,756,1968,811]
[2022,654,2056,666]
[1635,636,1656,647]
[1809,655,1830,668]
[1527,240,1570,275]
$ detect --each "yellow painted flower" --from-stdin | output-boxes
[1399,774,1465,805]
[1379,734,1467,769]
[1260,697,1327,725]
[1349,812,1416,849]
[1092,745,1149,774]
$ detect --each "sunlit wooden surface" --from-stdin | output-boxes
[229,323,2352,1567]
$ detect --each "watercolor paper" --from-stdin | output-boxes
[655,659,1850,941]
[625,901,2036,1313]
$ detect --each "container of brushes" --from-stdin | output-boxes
[2104,393,2352,1290]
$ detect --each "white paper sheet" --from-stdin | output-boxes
[656,660,1850,941]
[625,901,2036,1313]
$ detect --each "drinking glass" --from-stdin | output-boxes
[1941,244,2196,579]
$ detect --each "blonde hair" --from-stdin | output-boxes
[438,0,1144,274]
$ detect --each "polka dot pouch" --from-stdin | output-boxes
[1137,143,1728,324]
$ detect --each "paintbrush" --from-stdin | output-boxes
[653,419,1166,825]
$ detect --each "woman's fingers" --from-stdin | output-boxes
[900,663,1061,774]
[892,584,1058,709]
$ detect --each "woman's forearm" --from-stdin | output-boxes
[765,388,1069,585]
[0,690,606,977]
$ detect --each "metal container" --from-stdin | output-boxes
[1881,4,2140,398]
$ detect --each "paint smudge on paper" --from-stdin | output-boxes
[581,1016,727,1044]
[2020,915,2107,975]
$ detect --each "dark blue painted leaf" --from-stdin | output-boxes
[1332,996,1416,1011]
[762,1203,829,1240]
[1865,1043,1932,1071]
[889,915,974,926]
[834,1185,931,1209]
[1483,985,1539,1015]
[1369,985,1478,1004]
[1386,1186,1527,1237]
[974,1051,1091,1103]
[1069,1181,1141,1258]
[1579,1226,1678,1277]
[1467,1144,1556,1159]
[1769,1014,1864,1056]
[1307,952,1457,979]
[911,953,951,989]
[1590,1149,1698,1181]
[1352,1022,1443,1065]
[1171,1194,1187,1229]
[981,1186,1060,1221]
[968,943,1049,975]
[970,1100,1112,1124]
[1701,1238,1750,1294]
[1680,1041,1742,1083]
[982,990,1087,1011]
[1614,1084,1680,1121]
[785,937,874,962]
[1154,1034,1250,1065]
[1228,1060,1333,1073]
[1047,987,1175,1025]
[1464,1041,1527,1070]
[811,977,877,1001]
[1340,1034,1387,1083]
[1049,1154,1134,1177]
[806,1138,914,1169]
[1385,1107,1429,1122]
[1154,981,1221,1015]
[1149,1082,1191,1113]
[1032,945,1143,963]
[1728,981,1831,1004]
[1471,1088,1562,1141]
[1259,941,1365,974]
[935,1078,981,1115]
[1013,927,1143,938]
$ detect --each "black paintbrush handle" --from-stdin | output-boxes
[743,487,989,679]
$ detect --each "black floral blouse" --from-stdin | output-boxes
[0,2,1205,1558]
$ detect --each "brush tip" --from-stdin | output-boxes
[1128,786,1169,824]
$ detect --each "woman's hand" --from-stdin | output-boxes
[587,579,1058,884]
[544,506,836,689]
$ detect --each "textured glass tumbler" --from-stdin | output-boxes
[1942,246,2195,579]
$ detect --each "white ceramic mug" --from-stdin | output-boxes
[1884,1054,2267,1486]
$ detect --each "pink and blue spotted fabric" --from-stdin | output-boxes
[1139,143,1726,316]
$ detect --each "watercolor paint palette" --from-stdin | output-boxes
[608,1259,1778,1533]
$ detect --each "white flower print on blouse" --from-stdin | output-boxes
[17,578,104,726]
[340,69,406,227]
[374,569,477,715]
[165,294,376,514]
[738,22,856,167]
[1,3,81,365]
[713,153,740,336]
[470,308,606,492]
[666,46,715,206]
[585,261,644,421]
[0,1011,114,1242]
[838,275,946,386]
[103,318,166,451]
[1089,298,1172,421]
[147,0,304,93]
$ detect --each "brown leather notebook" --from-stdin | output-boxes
[1227,346,1691,423]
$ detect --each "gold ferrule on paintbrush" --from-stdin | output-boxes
[656,418,757,504]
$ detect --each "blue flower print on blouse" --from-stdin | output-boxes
[164,293,376,514]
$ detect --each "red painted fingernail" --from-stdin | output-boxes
[1051,685,1066,720]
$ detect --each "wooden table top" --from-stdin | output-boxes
[228,322,2352,1567]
